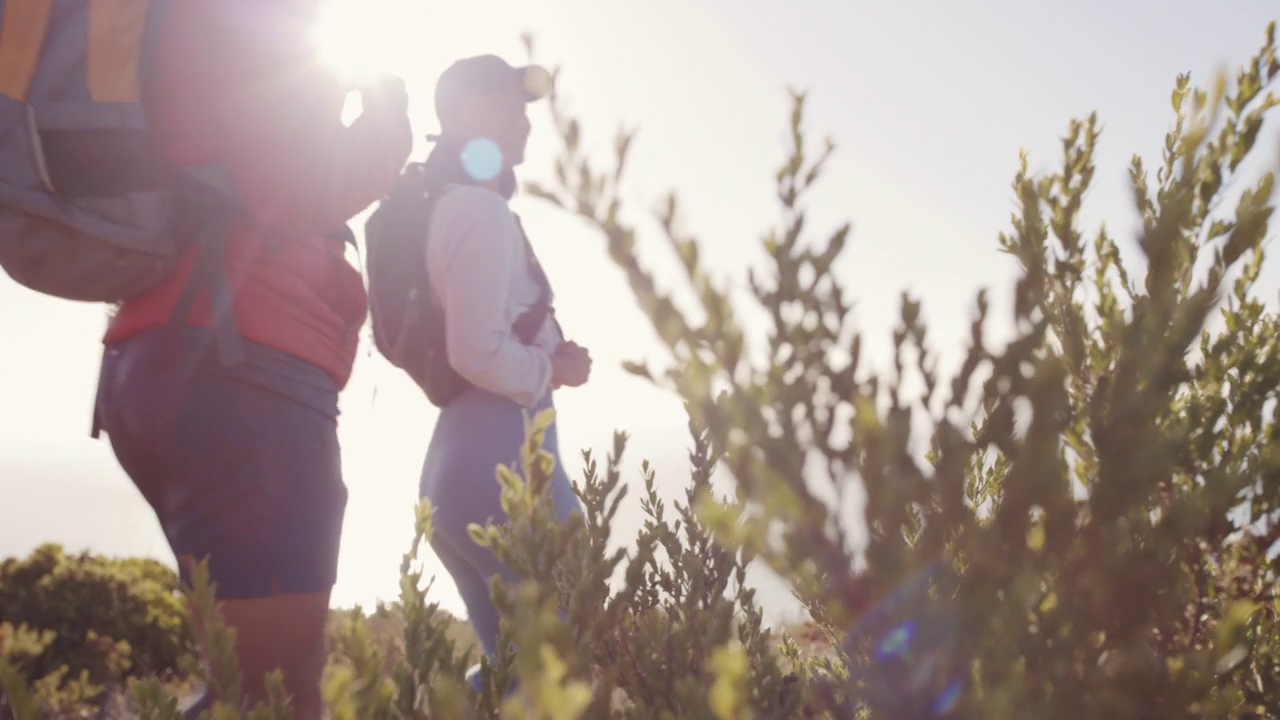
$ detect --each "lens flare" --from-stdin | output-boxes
[461,138,504,182]
[876,621,915,660]
[844,560,966,717]
[933,678,964,714]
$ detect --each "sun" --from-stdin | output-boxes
[312,0,420,81]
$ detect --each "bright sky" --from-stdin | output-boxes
[1,0,1278,627]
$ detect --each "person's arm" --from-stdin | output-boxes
[198,2,413,235]
[428,189,554,408]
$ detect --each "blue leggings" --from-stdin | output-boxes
[419,387,581,680]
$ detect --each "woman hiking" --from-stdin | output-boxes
[392,54,592,690]
[91,2,413,716]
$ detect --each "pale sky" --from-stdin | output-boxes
[2,0,1278,627]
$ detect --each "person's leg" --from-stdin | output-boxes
[421,394,585,684]
[187,590,333,716]
[539,409,584,523]
[166,380,345,718]
[427,528,519,694]
[97,332,345,719]
[430,529,517,660]
[176,585,332,718]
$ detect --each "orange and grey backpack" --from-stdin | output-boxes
[0,0,247,323]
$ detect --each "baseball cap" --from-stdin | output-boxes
[433,54,553,129]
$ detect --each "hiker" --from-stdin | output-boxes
[364,54,592,690]
[81,3,413,717]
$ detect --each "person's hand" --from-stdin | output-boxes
[550,341,592,389]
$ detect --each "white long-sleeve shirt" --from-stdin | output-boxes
[424,184,563,408]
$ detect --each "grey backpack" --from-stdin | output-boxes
[0,0,244,305]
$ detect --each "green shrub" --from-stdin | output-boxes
[0,544,193,716]
[0,543,192,683]
[527,20,1280,719]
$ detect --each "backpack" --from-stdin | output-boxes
[365,161,556,408]
[0,0,245,316]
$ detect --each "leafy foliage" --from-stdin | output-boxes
[0,544,192,717]
[3,20,1280,720]
[524,21,1280,720]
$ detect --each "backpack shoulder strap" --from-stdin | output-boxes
[165,172,251,366]
[510,213,558,346]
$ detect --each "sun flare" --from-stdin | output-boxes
[313,0,422,81]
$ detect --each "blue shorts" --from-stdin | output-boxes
[94,325,348,599]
